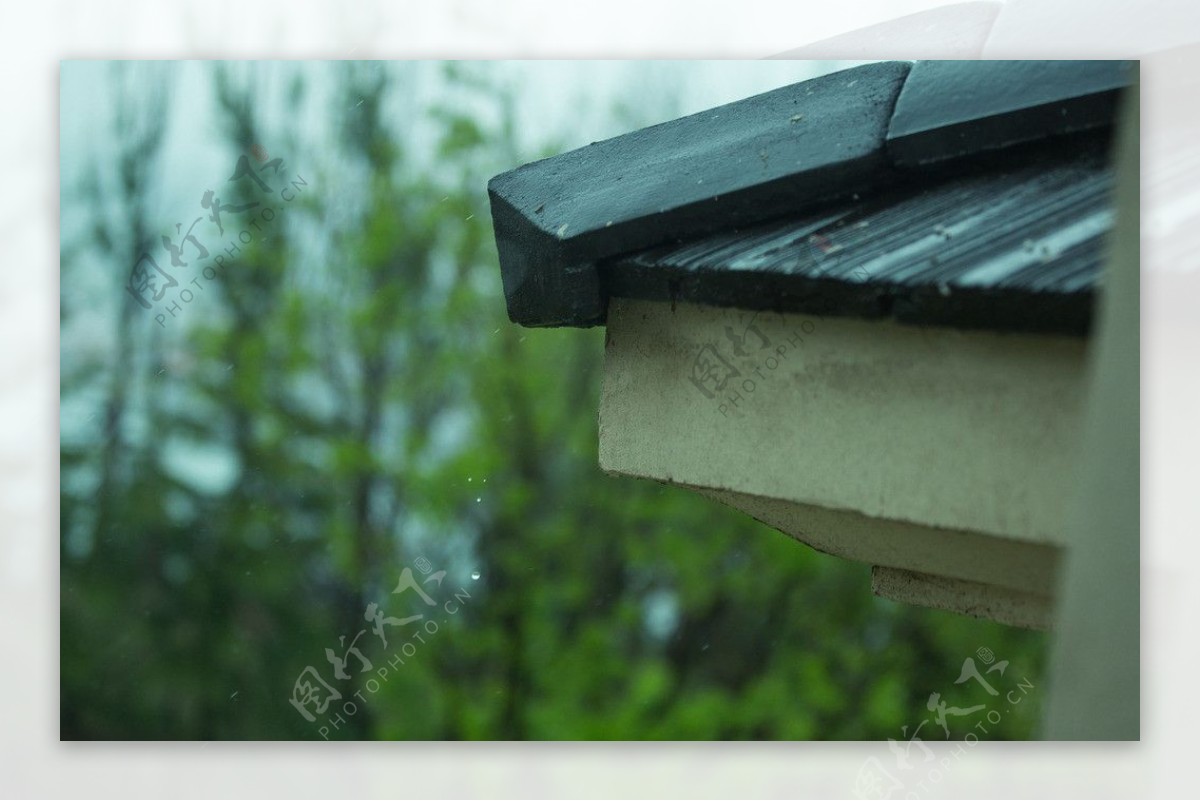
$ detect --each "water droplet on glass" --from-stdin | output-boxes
[471,570,481,580]
[467,477,472,482]
[475,497,481,503]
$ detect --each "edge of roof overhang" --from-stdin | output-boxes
[486,59,1135,329]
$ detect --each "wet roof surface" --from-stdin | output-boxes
[487,60,1133,333]
[603,138,1113,335]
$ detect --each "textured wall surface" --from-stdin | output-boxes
[599,297,1088,545]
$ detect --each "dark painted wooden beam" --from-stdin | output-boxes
[487,61,912,327]
[886,59,1133,166]
[486,60,1133,332]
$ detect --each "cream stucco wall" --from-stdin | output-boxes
[598,295,1092,626]
[600,297,1089,540]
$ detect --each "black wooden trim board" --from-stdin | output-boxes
[486,60,1134,334]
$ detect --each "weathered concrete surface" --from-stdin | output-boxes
[598,297,1092,626]
[871,566,1053,631]
[695,485,1059,596]
[599,297,1089,546]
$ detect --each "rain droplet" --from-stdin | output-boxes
[467,477,473,482]
[475,497,481,503]
[470,570,481,580]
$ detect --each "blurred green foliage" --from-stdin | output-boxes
[60,62,1047,741]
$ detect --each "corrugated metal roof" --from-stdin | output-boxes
[487,60,1133,330]
[602,140,1113,335]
